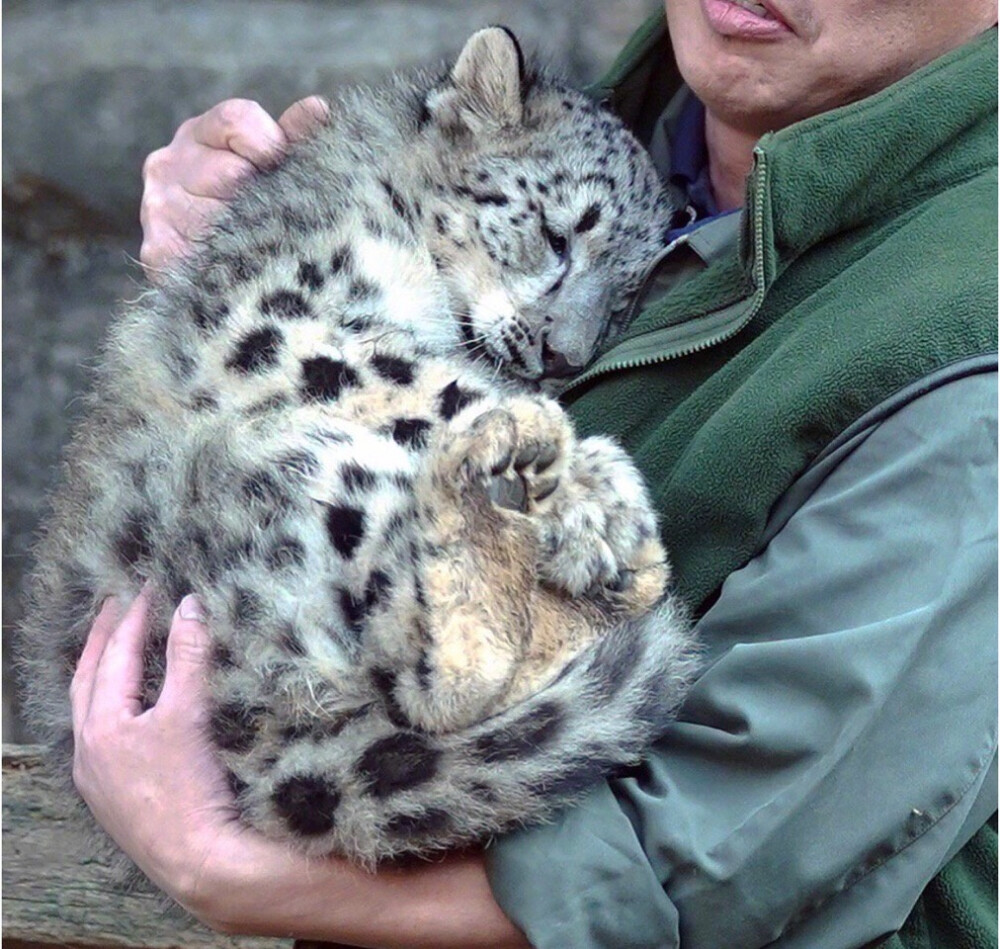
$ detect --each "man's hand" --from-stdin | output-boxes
[139,95,329,275]
[71,589,250,914]
[71,588,335,927]
[70,590,528,946]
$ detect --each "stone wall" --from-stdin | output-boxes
[2,0,661,739]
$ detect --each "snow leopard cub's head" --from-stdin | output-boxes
[422,27,673,382]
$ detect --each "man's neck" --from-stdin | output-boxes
[704,111,760,211]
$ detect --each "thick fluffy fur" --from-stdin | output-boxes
[18,29,699,868]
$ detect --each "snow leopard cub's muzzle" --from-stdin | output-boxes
[459,275,617,383]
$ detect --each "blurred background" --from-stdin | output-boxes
[2,0,661,740]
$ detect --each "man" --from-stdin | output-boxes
[71,1,998,946]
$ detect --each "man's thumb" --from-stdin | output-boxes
[160,594,212,705]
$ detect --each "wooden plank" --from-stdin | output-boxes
[2,743,292,949]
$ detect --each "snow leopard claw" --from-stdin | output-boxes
[487,473,529,512]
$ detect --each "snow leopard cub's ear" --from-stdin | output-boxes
[426,26,525,134]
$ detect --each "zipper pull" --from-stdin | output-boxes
[668,203,698,230]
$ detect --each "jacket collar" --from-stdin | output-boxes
[744,27,998,284]
[595,16,998,296]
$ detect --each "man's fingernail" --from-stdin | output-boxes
[178,594,207,623]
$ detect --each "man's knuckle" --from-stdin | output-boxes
[141,189,166,219]
[174,114,199,142]
[142,148,169,182]
[167,639,209,673]
[215,98,260,133]
[216,152,252,184]
[75,724,98,757]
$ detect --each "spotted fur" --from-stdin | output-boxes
[18,28,698,869]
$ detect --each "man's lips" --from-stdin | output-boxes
[737,0,791,24]
[702,0,794,38]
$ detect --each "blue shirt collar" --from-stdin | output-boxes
[648,91,732,242]
[669,95,720,221]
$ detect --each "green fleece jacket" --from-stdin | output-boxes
[486,16,998,949]
[568,20,997,614]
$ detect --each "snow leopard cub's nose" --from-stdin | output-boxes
[540,338,584,378]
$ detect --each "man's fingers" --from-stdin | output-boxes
[138,95,325,277]
[146,147,256,202]
[190,98,287,169]
[278,95,330,143]
[179,151,261,200]
[157,595,213,715]
[88,589,154,721]
[70,597,124,728]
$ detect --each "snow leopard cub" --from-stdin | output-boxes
[19,27,698,866]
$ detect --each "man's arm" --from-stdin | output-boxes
[488,368,999,949]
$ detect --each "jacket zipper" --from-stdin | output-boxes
[561,148,770,395]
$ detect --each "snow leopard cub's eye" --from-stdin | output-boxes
[543,225,568,260]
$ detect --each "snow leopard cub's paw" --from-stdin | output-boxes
[436,397,666,614]
[535,435,669,615]
[436,394,573,512]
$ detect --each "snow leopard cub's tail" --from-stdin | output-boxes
[230,593,698,866]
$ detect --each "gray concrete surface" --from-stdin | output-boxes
[2,0,661,740]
